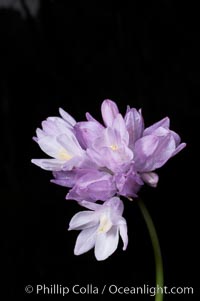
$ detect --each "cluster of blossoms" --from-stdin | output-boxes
[32,100,186,260]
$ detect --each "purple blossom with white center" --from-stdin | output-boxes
[68,197,128,261]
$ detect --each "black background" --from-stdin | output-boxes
[0,1,199,300]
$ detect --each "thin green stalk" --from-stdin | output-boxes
[138,199,164,301]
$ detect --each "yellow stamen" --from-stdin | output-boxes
[58,150,72,160]
[110,144,118,151]
[98,214,112,233]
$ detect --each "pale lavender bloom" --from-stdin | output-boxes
[31,99,186,261]
[32,99,186,199]
[68,197,128,261]
[87,114,133,173]
[32,108,85,171]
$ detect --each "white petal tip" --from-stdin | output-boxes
[122,245,128,251]
[59,107,64,114]
[95,255,108,261]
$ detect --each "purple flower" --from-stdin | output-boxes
[32,99,186,200]
[68,197,128,261]
[32,99,186,260]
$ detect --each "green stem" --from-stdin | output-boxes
[138,199,164,301]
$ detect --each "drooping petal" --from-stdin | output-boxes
[101,99,119,127]
[74,227,97,255]
[68,211,98,230]
[94,226,119,261]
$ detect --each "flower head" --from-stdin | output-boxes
[32,99,186,201]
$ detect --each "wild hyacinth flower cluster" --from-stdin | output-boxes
[32,100,186,260]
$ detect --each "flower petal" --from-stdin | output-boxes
[36,128,46,139]
[144,117,170,135]
[79,200,102,211]
[124,108,144,148]
[69,211,98,230]
[74,227,97,255]
[94,226,119,261]
[104,197,124,216]
[57,132,84,157]
[42,118,70,135]
[172,142,186,156]
[135,135,159,158]
[52,170,77,187]
[101,99,119,127]
[59,107,76,126]
[74,121,104,148]
[134,133,176,172]
[119,220,128,250]
[31,158,66,171]
[112,114,129,145]
[36,135,62,158]
[86,112,97,122]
